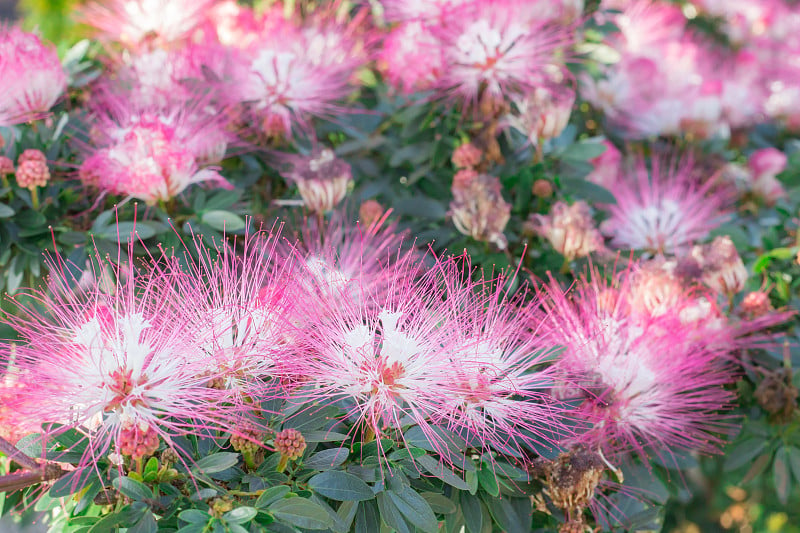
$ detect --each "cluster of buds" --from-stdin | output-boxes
[450,171,511,249]
[526,201,605,261]
[0,156,13,176]
[14,149,50,190]
[230,423,266,469]
[358,199,384,227]
[117,420,160,460]
[740,291,773,318]
[284,149,352,214]
[451,142,482,170]
[274,428,306,472]
[690,236,749,297]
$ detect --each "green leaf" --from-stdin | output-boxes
[388,487,439,533]
[256,486,291,509]
[559,177,616,204]
[128,512,157,533]
[192,452,239,474]
[484,496,529,533]
[376,492,412,533]
[304,448,350,470]
[788,446,800,484]
[113,477,153,501]
[308,471,375,501]
[422,492,457,515]
[269,497,333,530]
[392,197,447,219]
[477,465,500,497]
[724,439,767,472]
[302,431,350,443]
[223,506,257,524]
[354,500,381,533]
[179,510,212,524]
[201,210,246,232]
[48,468,95,499]
[561,141,608,161]
[774,447,791,505]
[142,457,159,482]
[96,221,157,242]
[417,455,469,490]
[460,492,485,533]
[0,203,14,218]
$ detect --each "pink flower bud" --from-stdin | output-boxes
[284,149,352,214]
[0,156,14,175]
[17,149,47,166]
[585,140,621,189]
[741,291,772,317]
[528,201,605,261]
[274,428,306,460]
[748,148,787,203]
[118,421,160,460]
[451,142,482,169]
[359,199,384,227]
[691,236,748,295]
[15,159,50,189]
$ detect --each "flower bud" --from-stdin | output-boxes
[15,159,50,189]
[17,149,47,166]
[274,428,306,461]
[451,142,482,169]
[691,236,748,295]
[741,291,772,317]
[0,156,14,176]
[532,179,553,198]
[527,201,605,261]
[359,199,384,227]
[284,149,352,214]
[450,172,511,249]
[230,424,265,456]
[585,140,621,189]
[748,148,787,204]
[118,421,160,460]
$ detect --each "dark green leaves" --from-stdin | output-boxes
[308,471,375,501]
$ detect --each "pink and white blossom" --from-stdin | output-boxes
[0,26,66,127]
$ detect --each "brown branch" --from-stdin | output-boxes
[0,435,39,471]
[0,463,65,493]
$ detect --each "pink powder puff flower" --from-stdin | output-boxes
[437,269,574,457]
[284,255,465,452]
[79,98,231,203]
[0,26,67,127]
[379,0,470,23]
[1,244,238,474]
[197,0,261,48]
[538,268,737,457]
[231,8,368,138]
[433,0,574,108]
[377,21,444,94]
[285,211,415,310]
[747,147,787,203]
[585,140,621,189]
[600,154,728,255]
[80,0,216,49]
[159,227,298,390]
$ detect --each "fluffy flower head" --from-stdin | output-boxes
[0,26,66,126]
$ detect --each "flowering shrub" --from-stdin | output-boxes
[1,1,800,532]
